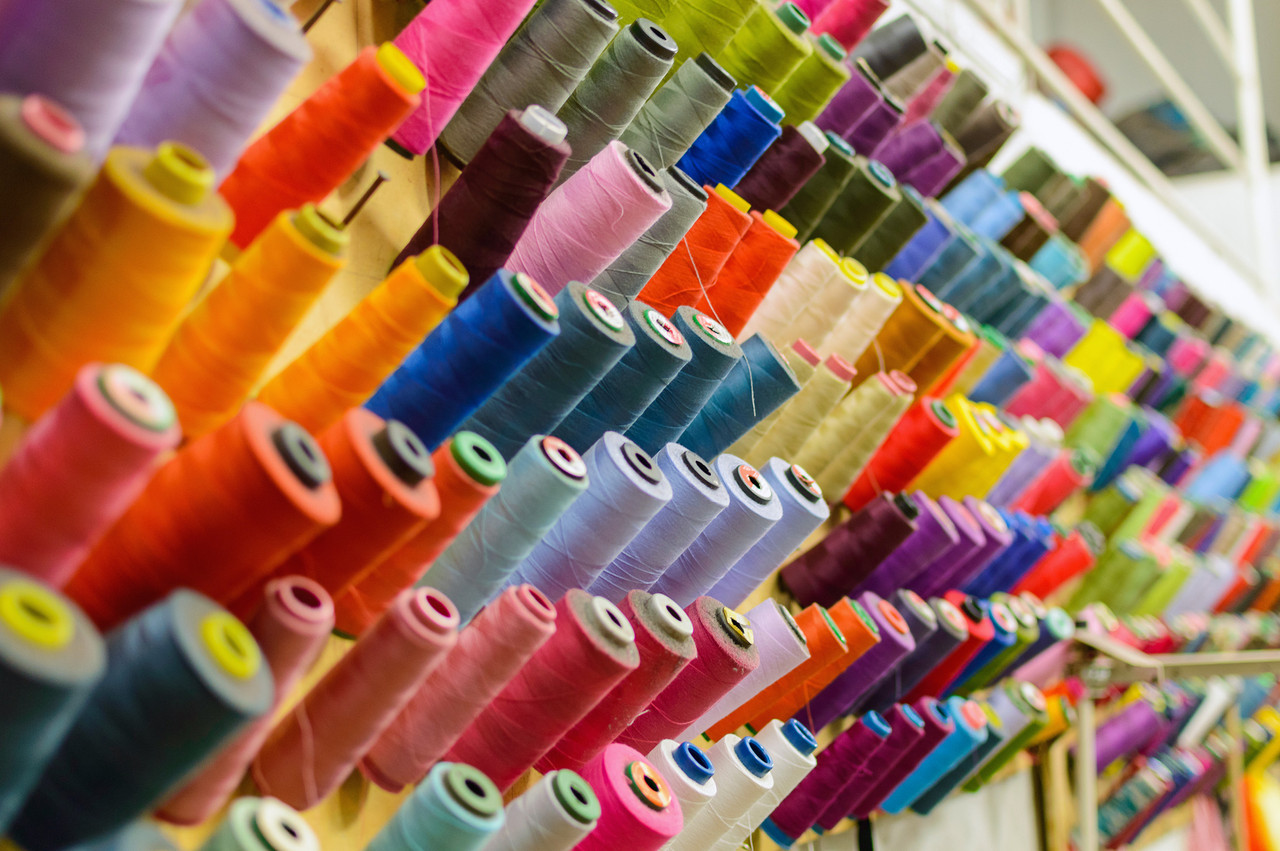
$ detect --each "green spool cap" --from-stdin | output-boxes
[931,399,958,430]
[444,763,503,819]
[552,770,603,825]
[293,204,348,257]
[97,364,176,433]
[816,32,846,60]
[824,131,854,157]
[819,605,846,645]
[775,2,810,35]
[450,431,507,487]
[851,598,879,637]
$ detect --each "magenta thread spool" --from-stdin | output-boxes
[856,492,960,598]
[814,702,924,830]
[852,696,955,817]
[856,595,969,714]
[908,496,985,599]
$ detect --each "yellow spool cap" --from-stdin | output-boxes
[871,271,901,297]
[0,582,74,650]
[376,43,426,96]
[414,245,469,300]
[201,612,262,680]
[714,184,751,213]
[812,238,840,263]
[143,142,214,206]
[945,57,963,74]
[762,210,798,240]
[293,204,349,257]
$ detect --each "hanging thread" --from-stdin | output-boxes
[367,763,506,851]
[679,334,802,456]
[574,744,684,851]
[637,185,753,314]
[677,87,784,189]
[696,211,802,336]
[620,53,736,171]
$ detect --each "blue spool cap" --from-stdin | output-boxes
[863,709,892,739]
[673,742,714,786]
[781,719,818,756]
[927,699,953,727]
[902,703,925,729]
[735,736,774,778]
[745,86,785,125]
[760,817,798,847]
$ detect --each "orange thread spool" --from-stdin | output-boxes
[242,408,441,613]
[1198,402,1246,456]
[851,278,947,386]
[694,210,800,336]
[219,44,424,247]
[256,246,468,434]
[908,288,977,393]
[152,206,348,439]
[333,432,505,637]
[1076,198,1130,272]
[638,184,752,315]
[0,142,232,421]
[705,603,846,740]
[65,401,341,629]
[1173,392,1218,445]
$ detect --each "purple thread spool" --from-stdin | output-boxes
[814,703,925,830]
[903,141,964,198]
[936,499,1013,592]
[857,492,959,598]
[883,205,952,281]
[893,589,938,649]
[1024,299,1087,359]
[1094,692,1163,771]
[856,596,968,713]
[871,120,942,180]
[908,496,985,599]
[845,90,904,156]
[852,696,954,816]
[800,592,916,730]
[815,71,880,138]
[1127,410,1176,470]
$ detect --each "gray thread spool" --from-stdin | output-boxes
[440,0,620,166]
[931,67,988,138]
[555,19,676,183]
[592,167,707,308]
[618,52,735,171]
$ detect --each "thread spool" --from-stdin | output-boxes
[886,204,955,282]
[511,433,673,602]
[951,100,1019,176]
[696,213,802,336]
[935,499,1014,592]
[440,0,620,166]
[651,457,782,606]
[748,359,857,472]
[648,740,717,828]
[815,70,881,139]
[777,136,857,243]
[366,269,561,450]
[951,593,1039,692]
[844,87,905,157]
[447,590,639,790]
[361,584,557,792]
[813,374,915,499]
[556,19,677,181]
[774,35,851,127]
[66,403,341,629]
[11,590,271,850]
[421,435,588,623]
[258,246,468,434]
[811,157,900,255]
[221,45,421,246]
[509,141,673,295]
[741,720,818,840]
[482,769,600,851]
[853,697,955,815]
[857,597,968,712]
[0,95,94,296]
[941,682,1049,800]
[721,339,819,459]
[816,703,924,830]
[575,744,683,851]
[679,334,802,455]
[0,570,105,835]
[930,67,988,137]
[665,734,772,851]
[620,53,736,172]
[196,796,317,851]
[626,308,744,453]
[820,268,903,360]
[367,763,505,851]
[638,183,753,313]
[0,142,232,419]
[844,397,959,512]
[853,187,929,273]
[718,2,813,98]
[742,239,845,344]
[81,822,180,851]
[734,124,828,213]
[879,697,988,813]
[388,0,536,157]
[677,87,784,189]
[857,495,960,598]
[813,0,891,48]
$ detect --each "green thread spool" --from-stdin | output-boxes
[1082,476,1141,539]
[1108,470,1168,543]
[660,0,759,69]
[779,132,856,241]
[610,0,677,25]
[1002,146,1060,197]
[1240,464,1280,513]
[199,797,317,851]
[810,156,900,256]
[1065,393,1133,460]
[851,184,929,272]
[1130,550,1195,616]
[931,67,988,137]
[963,682,1048,791]
[716,2,812,97]
[773,33,850,125]
[1097,546,1163,615]
[1068,540,1146,612]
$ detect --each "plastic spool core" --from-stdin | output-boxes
[867,160,897,190]
[144,142,214,205]
[775,603,807,645]
[960,700,989,730]
[718,606,755,648]
[21,94,84,153]
[272,424,331,489]
[674,742,715,784]
[782,719,818,755]
[293,205,348,256]
[630,18,678,61]
[648,593,695,640]
[669,167,709,203]
[200,612,261,680]
[871,272,900,297]
[517,105,569,147]
[0,582,74,650]
[878,600,910,636]
[902,704,925,728]
[775,2,810,34]
[863,710,892,738]
[373,421,433,486]
[744,86,785,125]
[626,761,674,810]
[786,464,822,503]
[736,737,774,777]
[694,51,737,92]
[512,273,560,320]
[682,450,721,490]
[959,596,985,624]
[1019,593,1047,620]
[976,501,1007,534]
[98,365,177,432]
[900,590,934,626]
[584,289,625,331]
[852,599,879,637]
[930,400,958,430]
[254,798,315,851]
[622,441,662,485]
[626,149,666,196]
[451,432,507,487]
[590,596,637,646]
[553,770,603,824]
[825,131,854,157]
[581,0,618,21]
[444,764,503,818]
[541,436,588,481]
[734,464,774,505]
[1021,682,1048,713]
[989,603,1017,633]
[797,121,830,155]
[893,492,920,521]
[1006,597,1036,629]
[937,600,969,636]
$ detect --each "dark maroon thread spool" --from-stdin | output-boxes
[815,702,925,830]
[852,695,955,816]
[733,124,827,213]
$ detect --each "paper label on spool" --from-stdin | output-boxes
[734,464,774,504]
[787,464,822,503]
[935,599,969,636]
[694,313,734,346]
[719,606,755,647]
[645,309,685,346]
[988,603,1018,635]
[512,272,559,320]
[584,289,625,331]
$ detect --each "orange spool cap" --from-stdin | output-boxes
[695,210,801,336]
[65,401,341,629]
[257,246,468,435]
[0,142,232,420]
[152,205,349,438]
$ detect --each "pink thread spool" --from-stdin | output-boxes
[1110,292,1157,339]
[359,584,557,792]
[812,0,891,49]
[445,589,640,791]
[252,587,459,809]
[389,0,537,156]
[157,576,334,824]
[574,743,683,851]
[0,363,179,586]
[506,141,672,296]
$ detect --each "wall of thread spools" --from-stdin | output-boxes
[0,0,1278,850]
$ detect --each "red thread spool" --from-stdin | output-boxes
[220,45,422,247]
[575,744,684,851]
[904,591,995,702]
[1014,449,1093,516]
[334,433,503,637]
[844,397,958,512]
[0,363,179,587]
[244,409,441,612]
[618,596,761,754]
[695,210,801,336]
[446,589,640,791]
[253,587,459,809]
[540,591,697,773]
[1014,528,1099,599]
[812,0,891,49]
[360,583,557,792]
[639,186,752,316]
[1174,392,1218,446]
[1198,403,1246,456]
[1047,44,1106,105]
[65,401,341,629]
[157,576,334,824]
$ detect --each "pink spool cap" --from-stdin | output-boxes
[21,94,85,153]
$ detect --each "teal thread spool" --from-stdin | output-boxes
[773,34,850,125]
[367,763,505,851]
[75,821,180,851]
[716,2,812,97]
[199,797,317,851]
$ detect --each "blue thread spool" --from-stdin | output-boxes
[676,86,783,189]
[969,346,1034,407]
[0,570,105,835]
[999,287,1050,339]
[963,514,1033,597]
[979,517,1054,595]
[958,255,1021,320]
[12,590,273,851]
[555,301,693,454]
[422,434,590,623]
[940,170,1005,226]
[588,444,729,602]
[76,821,179,851]
[933,238,1005,309]
[968,190,1025,242]
[650,453,783,606]
[880,696,989,814]
[706,458,829,608]
[1031,234,1087,290]
[626,307,743,455]
[1183,451,1252,503]
[1092,414,1147,491]
[678,333,801,459]
[367,269,562,450]
[367,763,505,851]
[883,204,953,282]
[917,226,982,296]
[510,431,673,602]
[461,282,636,461]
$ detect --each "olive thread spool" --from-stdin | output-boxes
[10,590,272,851]
[778,132,858,241]
[0,142,233,421]
[619,52,736,171]
[0,95,94,298]
[811,156,900,256]
[931,67,988,137]
[659,0,759,67]
[366,763,506,851]
[794,371,900,480]
[716,2,813,98]
[852,184,929,272]
[482,769,600,851]
[0,571,105,836]
[440,0,620,166]
[773,34,852,126]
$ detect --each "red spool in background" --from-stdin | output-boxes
[695,211,801,336]
[639,187,753,316]
[813,0,891,49]
[904,591,995,702]
[1013,528,1098,599]
[1047,44,1106,105]
[1198,402,1246,456]
[1014,449,1094,516]
[844,397,959,512]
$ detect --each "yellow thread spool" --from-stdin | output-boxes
[1248,707,1280,773]
[609,0,678,25]
[200,611,262,680]
[0,142,232,420]
[257,245,467,434]
[0,581,74,650]
[1105,228,1156,282]
[814,378,914,498]
[910,395,999,500]
[1063,319,1144,395]
[716,1,813,96]
[794,371,898,476]
[773,33,851,125]
[152,205,348,438]
[660,0,760,68]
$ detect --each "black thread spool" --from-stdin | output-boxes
[948,99,1019,187]
[1060,177,1112,243]
[849,14,929,82]
[999,196,1057,263]
[779,131,858,242]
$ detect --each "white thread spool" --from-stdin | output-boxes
[819,270,903,360]
[740,241,844,344]
[479,770,599,851]
[647,739,717,829]
[738,720,816,842]
[663,735,773,851]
